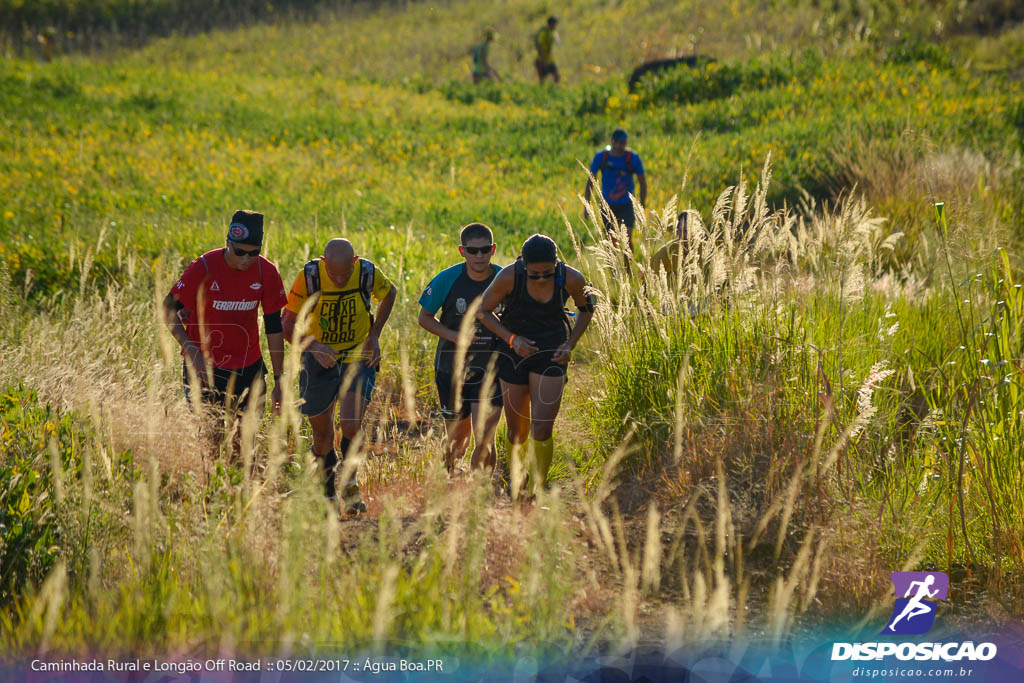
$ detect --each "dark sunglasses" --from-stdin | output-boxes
[527,270,556,280]
[461,244,494,255]
[230,245,260,257]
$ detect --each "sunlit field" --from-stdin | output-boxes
[2,0,1024,667]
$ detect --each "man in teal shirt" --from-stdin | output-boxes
[418,223,503,473]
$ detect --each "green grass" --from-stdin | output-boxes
[2,40,1021,300]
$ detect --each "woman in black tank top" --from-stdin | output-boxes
[479,234,597,500]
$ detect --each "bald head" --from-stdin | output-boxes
[325,238,354,263]
[323,238,357,287]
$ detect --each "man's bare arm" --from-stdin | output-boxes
[418,307,459,343]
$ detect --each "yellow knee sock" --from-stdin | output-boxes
[532,436,554,489]
[508,437,527,499]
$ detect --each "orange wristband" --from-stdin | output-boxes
[508,334,517,347]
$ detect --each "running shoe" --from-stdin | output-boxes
[342,480,366,515]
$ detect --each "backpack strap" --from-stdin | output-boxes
[556,261,572,334]
[513,257,527,302]
[357,259,375,322]
[556,261,568,306]
[503,258,527,319]
[303,258,321,301]
[600,149,633,175]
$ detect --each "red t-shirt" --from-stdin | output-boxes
[170,248,288,369]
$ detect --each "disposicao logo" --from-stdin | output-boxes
[831,570,998,662]
[883,571,948,635]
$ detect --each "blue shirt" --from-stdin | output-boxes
[589,148,644,205]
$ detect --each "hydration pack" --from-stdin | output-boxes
[303,257,376,323]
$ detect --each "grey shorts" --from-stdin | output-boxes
[298,351,376,416]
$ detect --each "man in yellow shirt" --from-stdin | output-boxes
[534,16,559,84]
[282,238,397,515]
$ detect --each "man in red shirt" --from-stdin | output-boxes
[162,210,288,455]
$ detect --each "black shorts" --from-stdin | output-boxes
[535,59,558,77]
[298,351,376,417]
[435,369,503,421]
[183,358,266,414]
[497,334,569,385]
[603,202,636,230]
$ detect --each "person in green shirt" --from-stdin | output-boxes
[471,29,498,84]
[534,16,560,84]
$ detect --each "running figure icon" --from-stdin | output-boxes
[883,571,949,635]
[888,575,939,631]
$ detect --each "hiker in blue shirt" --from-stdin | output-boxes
[418,223,504,473]
[584,128,647,253]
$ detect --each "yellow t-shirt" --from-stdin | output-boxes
[536,26,555,63]
[285,258,394,363]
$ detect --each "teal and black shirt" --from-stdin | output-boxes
[419,262,502,374]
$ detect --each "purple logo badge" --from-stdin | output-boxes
[883,571,949,635]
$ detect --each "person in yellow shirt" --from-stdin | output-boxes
[534,16,560,84]
[282,238,397,515]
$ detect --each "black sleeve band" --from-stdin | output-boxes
[264,310,283,334]
[577,292,598,313]
[163,292,185,313]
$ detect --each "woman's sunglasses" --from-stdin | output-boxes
[527,270,556,280]
[461,244,493,255]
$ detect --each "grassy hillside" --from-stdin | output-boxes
[2,0,1024,660]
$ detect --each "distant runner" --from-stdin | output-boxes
[649,210,699,279]
[583,128,647,253]
[471,29,498,83]
[162,210,287,458]
[534,16,560,83]
[418,223,503,473]
[282,238,397,515]
[479,234,597,499]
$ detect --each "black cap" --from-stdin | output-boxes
[227,210,263,246]
[521,233,557,264]
[611,128,628,141]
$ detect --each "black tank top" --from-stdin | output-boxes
[499,259,571,341]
